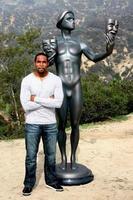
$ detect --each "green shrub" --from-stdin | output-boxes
[81,73,130,123]
[0,123,24,140]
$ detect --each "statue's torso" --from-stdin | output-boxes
[55,37,82,87]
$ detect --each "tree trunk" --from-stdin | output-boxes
[10,85,21,126]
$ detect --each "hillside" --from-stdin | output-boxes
[0,0,133,79]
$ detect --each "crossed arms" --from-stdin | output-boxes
[20,78,64,112]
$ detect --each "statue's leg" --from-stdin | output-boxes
[57,93,68,169]
[69,83,82,169]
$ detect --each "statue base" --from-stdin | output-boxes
[56,163,94,186]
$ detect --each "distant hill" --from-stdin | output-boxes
[0,0,133,79]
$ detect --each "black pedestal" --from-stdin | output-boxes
[56,163,94,186]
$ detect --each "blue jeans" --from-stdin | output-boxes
[24,123,58,187]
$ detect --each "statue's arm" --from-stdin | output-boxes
[81,38,114,63]
[81,22,119,63]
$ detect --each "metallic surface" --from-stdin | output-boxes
[56,163,94,185]
[42,11,118,181]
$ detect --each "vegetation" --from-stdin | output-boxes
[0,29,41,139]
[81,73,133,123]
[0,30,133,139]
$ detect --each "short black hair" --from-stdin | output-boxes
[34,52,48,62]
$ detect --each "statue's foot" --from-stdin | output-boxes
[60,156,67,170]
[60,162,67,170]
[70,162,77,170]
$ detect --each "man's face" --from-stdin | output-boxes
[34,55,48,74]
[61,13,75,30]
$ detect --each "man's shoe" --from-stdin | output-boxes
[46,183,64,192]
[22,186,32,196]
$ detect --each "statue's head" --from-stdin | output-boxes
[56,10,75,30]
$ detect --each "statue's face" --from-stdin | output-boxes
[61,13,75,30]
[107,19,119,35]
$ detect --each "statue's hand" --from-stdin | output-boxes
[105,19,119,54]
[42,40,52,54]
[42,39,56,55]
[106,19,119,36]
[105,33,115,53]
[42,39,56,65]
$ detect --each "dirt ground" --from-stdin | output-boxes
[0,113,133,200]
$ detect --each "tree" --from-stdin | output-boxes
[0,28,41,138]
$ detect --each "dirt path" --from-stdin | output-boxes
[0,114,133,200]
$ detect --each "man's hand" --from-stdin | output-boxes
[50,95,54,99]
[30,95,36,102]
[30,95,54,102]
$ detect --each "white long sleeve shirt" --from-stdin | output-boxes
[20,72,64,124]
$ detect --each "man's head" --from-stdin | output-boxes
[56,10,75,30]
[34,53,49,75]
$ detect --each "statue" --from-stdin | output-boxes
[42,10,119,185]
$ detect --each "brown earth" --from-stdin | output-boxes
[0,114,133,200]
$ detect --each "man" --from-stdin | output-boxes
[20,52,64,196]
[43,11,119,170]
